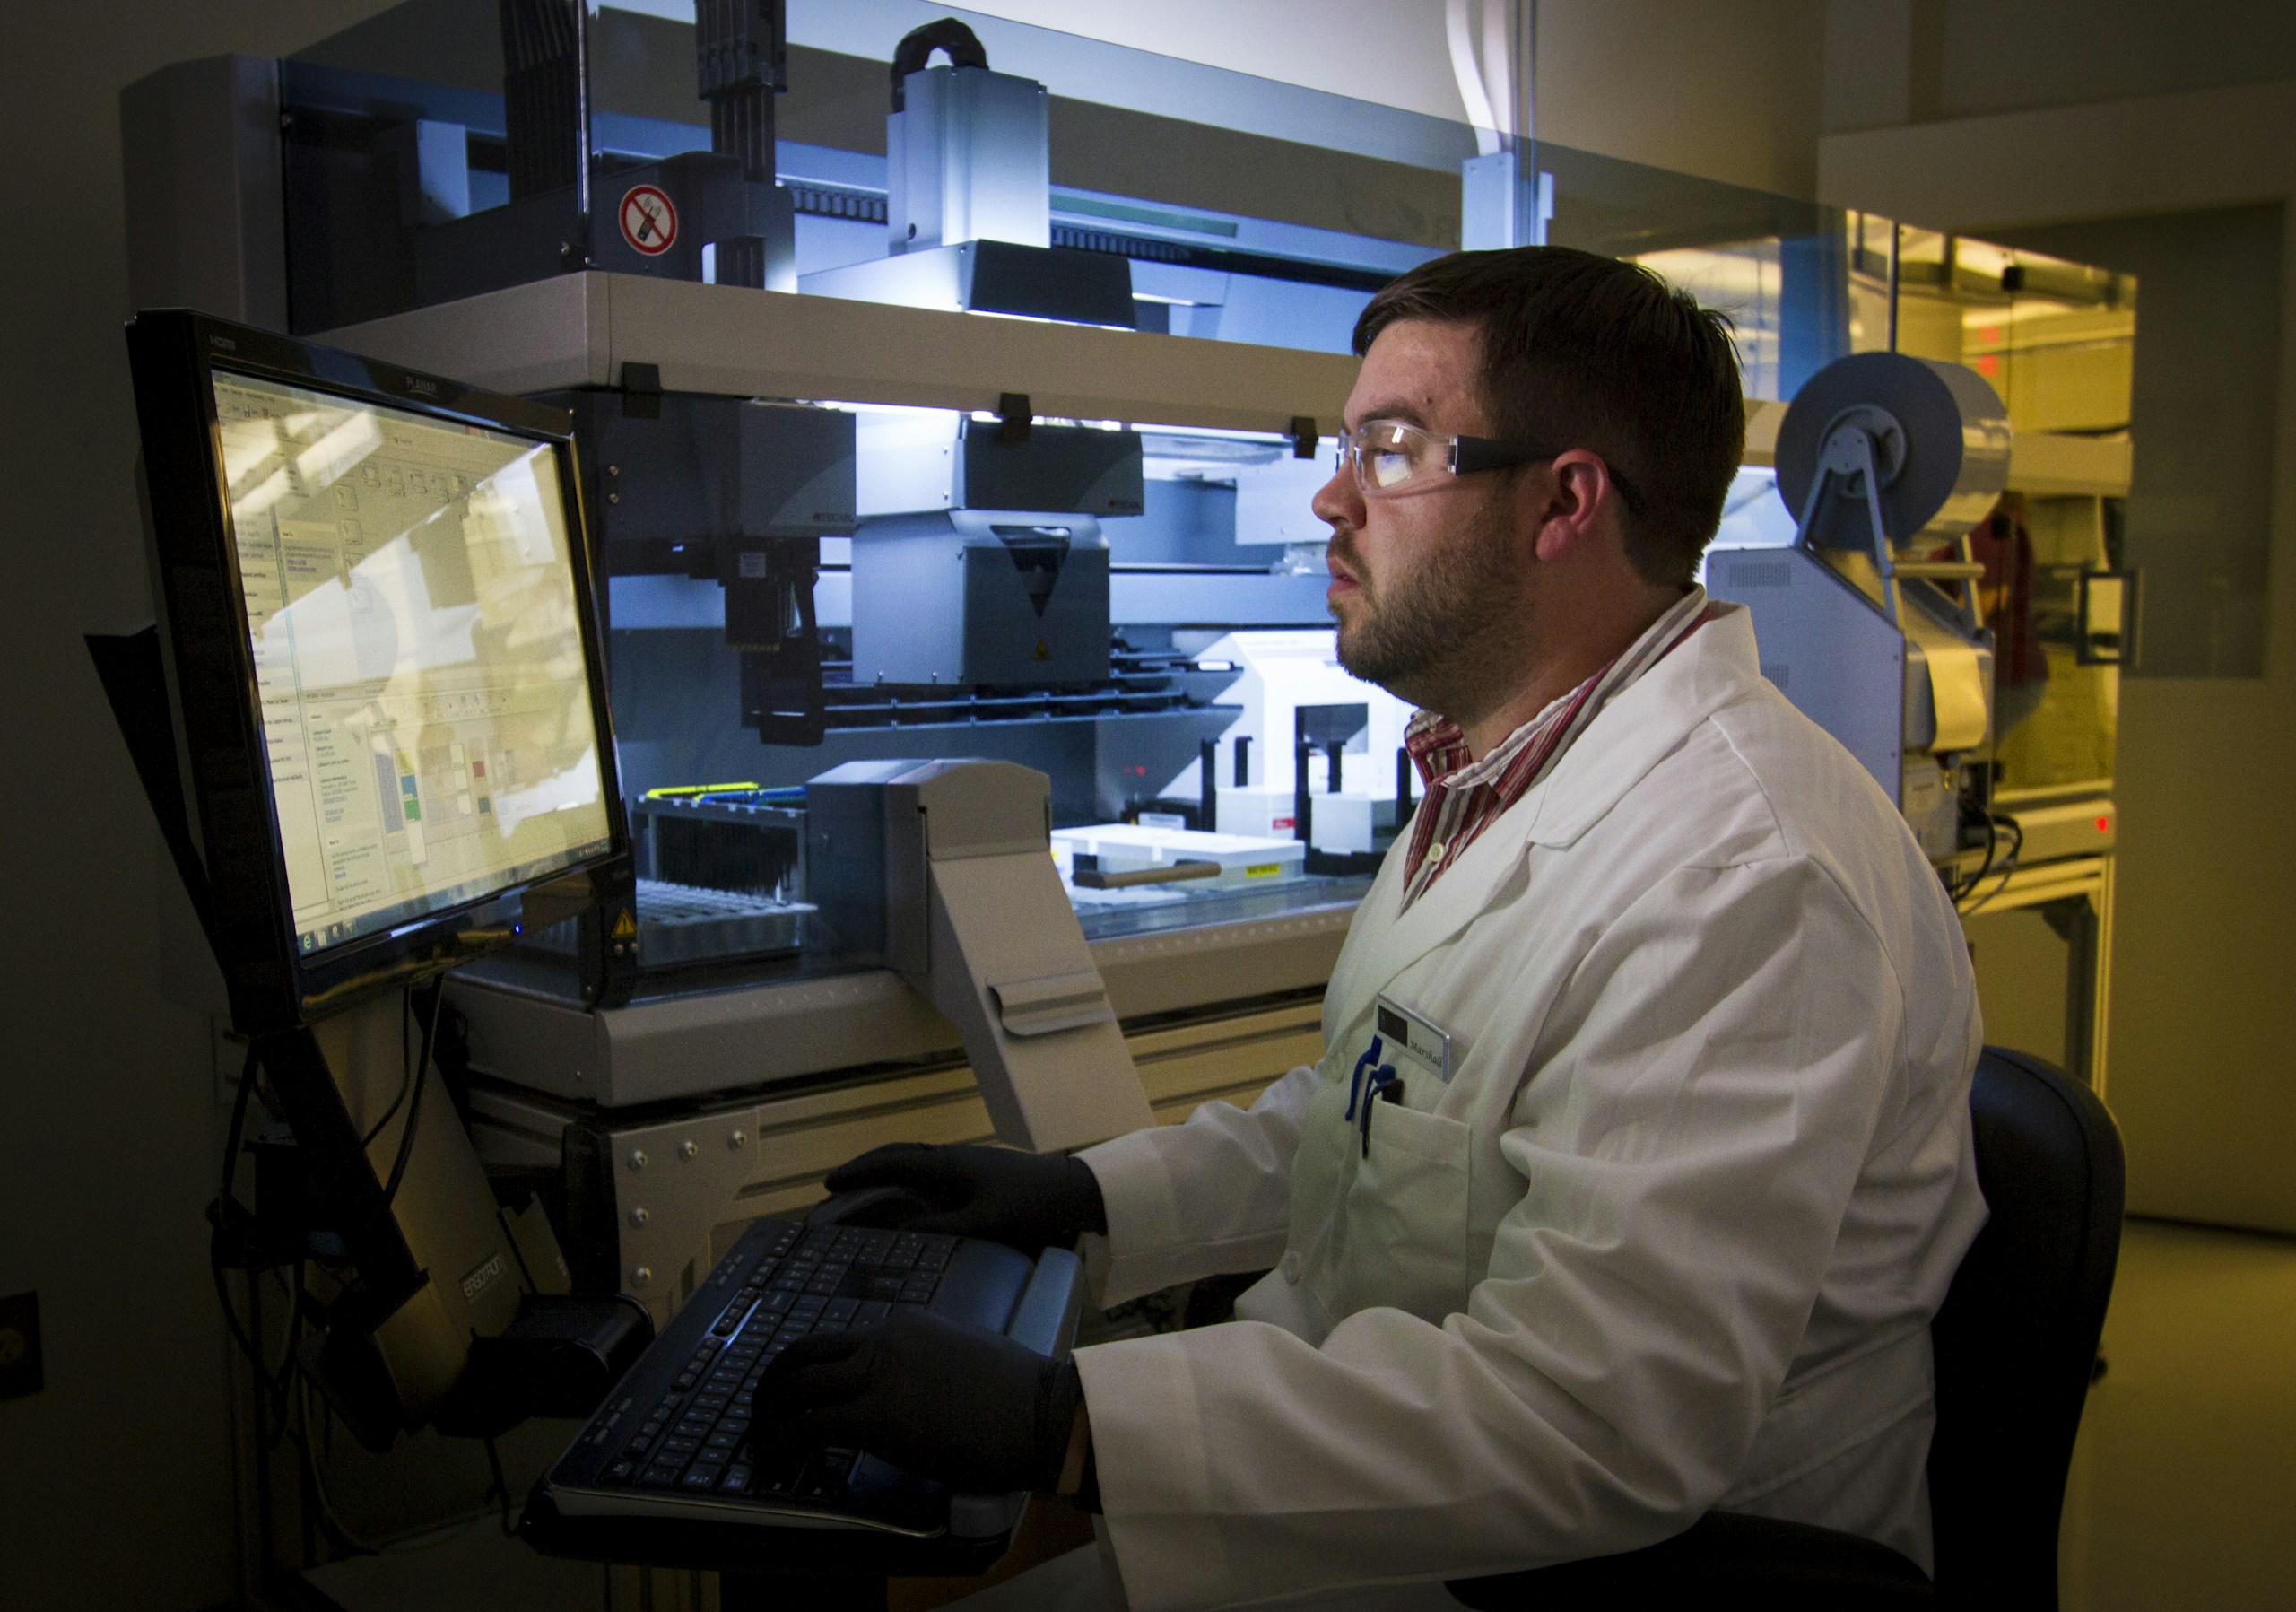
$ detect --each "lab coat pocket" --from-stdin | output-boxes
[1335,1100,1473,1325]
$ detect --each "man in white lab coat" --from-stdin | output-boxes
[761,246,1988,1610]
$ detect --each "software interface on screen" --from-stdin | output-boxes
[212,370,614,956]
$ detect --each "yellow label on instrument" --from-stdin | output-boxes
[1246,863,1280,877]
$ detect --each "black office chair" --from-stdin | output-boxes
[1448,1045,2126,1610]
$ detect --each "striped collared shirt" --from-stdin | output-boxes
[1397,586,1718,909]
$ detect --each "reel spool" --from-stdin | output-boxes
[1776,351,2010,559]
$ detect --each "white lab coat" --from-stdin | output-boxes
[1072,605,1987,1612]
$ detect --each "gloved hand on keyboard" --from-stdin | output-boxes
[750,1303,1086,1494]
[823,1142,1107,1253]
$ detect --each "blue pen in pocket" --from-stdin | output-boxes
[1346,1035,1386,1120]
[1359,1067,1403,1156]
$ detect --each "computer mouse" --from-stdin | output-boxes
[806,1184,937,1230]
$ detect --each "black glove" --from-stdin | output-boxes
[749,1305,1084,1494]
[822,1142,1107,1252]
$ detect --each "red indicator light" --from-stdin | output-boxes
[2095,816,2109,832]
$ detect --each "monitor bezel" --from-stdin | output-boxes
[126,308,631,1034]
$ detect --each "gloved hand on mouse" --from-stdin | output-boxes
[820,1141,1107,1252]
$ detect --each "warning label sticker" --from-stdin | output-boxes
[619,185,678,257]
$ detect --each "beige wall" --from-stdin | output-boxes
[0,7,403,1608]
[1535,0,1828,197]
[1820,83,2296,1229]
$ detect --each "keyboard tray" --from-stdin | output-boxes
[524,1214,1083,1577]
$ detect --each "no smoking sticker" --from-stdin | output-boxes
[619,185,678,257]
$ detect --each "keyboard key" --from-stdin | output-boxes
[706,1430,743,1451]
[680,1467,719,1491]
[756,1451,807,1499]
[605,1459,638,1483]
[823,1298,860,1327]
[720,1466,752,1494]
[857,1301,893,1326]
[639,1462,683,1488]
[672,1372,699,1391]
[658,1436,700,1457]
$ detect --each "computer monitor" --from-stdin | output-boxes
[127,309,630,1034]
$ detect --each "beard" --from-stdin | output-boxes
[1330,495,1522,710]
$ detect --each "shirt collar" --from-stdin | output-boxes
[1405,585,1710,789]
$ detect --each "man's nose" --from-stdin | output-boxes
[1309,462,1361,530]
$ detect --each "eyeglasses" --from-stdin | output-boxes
[1335,418,1642,513]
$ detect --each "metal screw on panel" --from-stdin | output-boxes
[728,1129,748,1149]
[629,1148,648,1171]
[680,1140,699,1161]
[607,465,620,476]
[629,1207,649,1227]
[632,1267,652,1287]
[608,492,621,504]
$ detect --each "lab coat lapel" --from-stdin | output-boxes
[1520,605,1760,849]
[1322,795,1543,1047]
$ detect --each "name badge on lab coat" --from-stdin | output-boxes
[1375,993,1457,1084]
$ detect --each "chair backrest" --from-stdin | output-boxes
[1927,1047,2125,1607]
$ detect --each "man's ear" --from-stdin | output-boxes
[1531,450,1612,563]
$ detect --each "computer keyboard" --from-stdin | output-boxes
[608,1221,954,1499]
[538,1211,1077,1547]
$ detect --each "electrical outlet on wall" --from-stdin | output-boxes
[0,1291,41,1399]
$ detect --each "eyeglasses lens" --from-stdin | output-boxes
[1349,423,1432,493]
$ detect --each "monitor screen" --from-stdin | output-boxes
[211,369,615,957]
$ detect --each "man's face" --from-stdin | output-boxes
[1312,319,1524,710]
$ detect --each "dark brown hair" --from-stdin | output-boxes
[1352,246,1744,588]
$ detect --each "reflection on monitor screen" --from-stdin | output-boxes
[212,371,613,956]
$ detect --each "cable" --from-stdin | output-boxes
[483,1437,518,1535]
[1950,813,2000,904]
[293,1375,387,1559]
[1959,814,2027,916]
[381,977,450,1207]
[211,1040,272,1384]
[360,988,420,1149]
